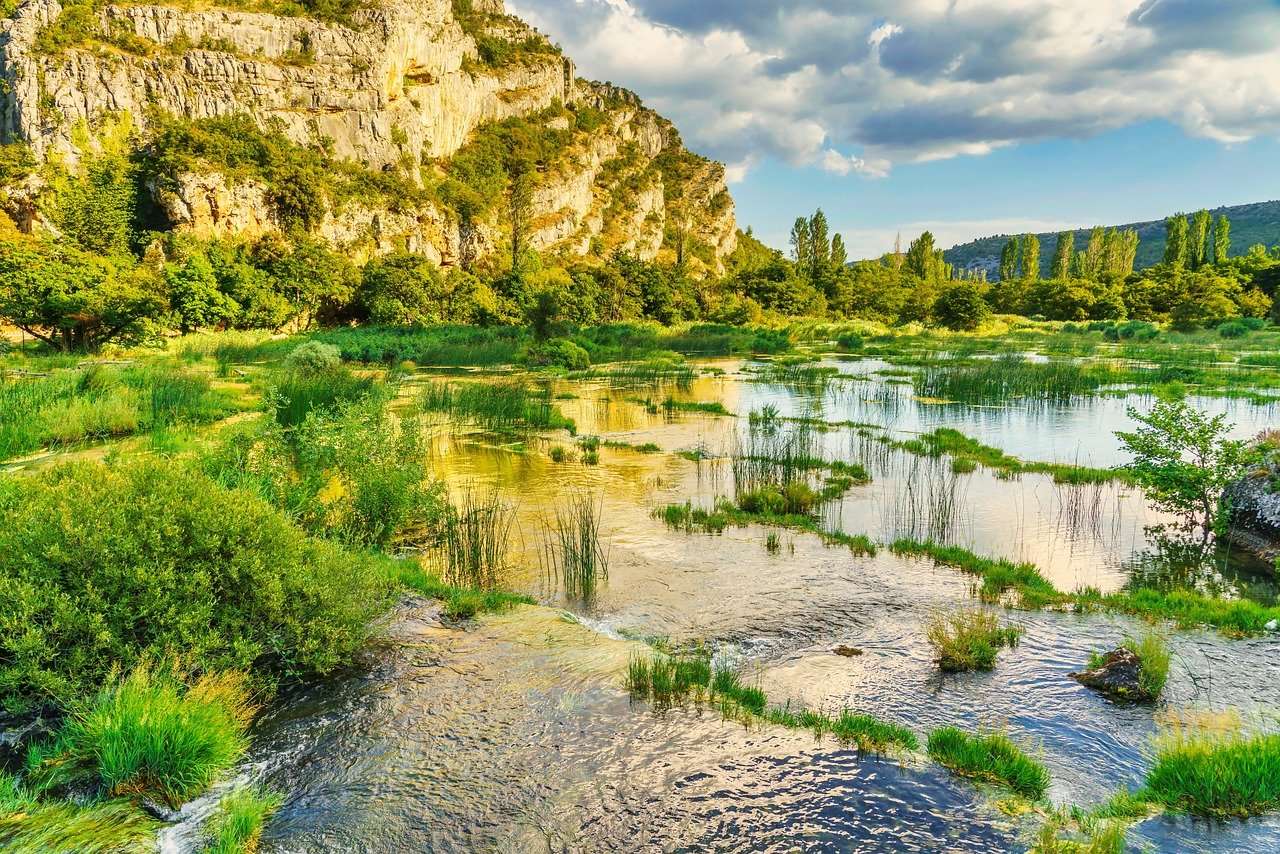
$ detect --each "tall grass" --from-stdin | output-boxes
[914,355,1111,404]
[435,489,514,590]
[0,774,156,853]
[1126,633,1170,699]
[310,325,527,366]
[269,366,376,428]
[204,785,283,854]
[927,727,1050,799]
[925,608,1022,672]
[542,494,609,600]
[1140,721,1280,817]
[419,381,574,432]
[32,665,254,809]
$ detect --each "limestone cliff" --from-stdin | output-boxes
[0,0,735,273]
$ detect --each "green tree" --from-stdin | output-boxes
[789,217,812,277]
[0,224,165,351]
[1213,214,1231,264]
[260,238,358,329]
[933,282,991,330]
[1164,214,1189,269]
[1116,401,1254,537]
[808,209,831,285]
[1081,226,1105,279]
[1050,231,1074,280]
[1189,209,1211,269]
[830,233,848,270]
[166,251,239,332]
[906,231,942,281]
[1020,233,1040,282]
[357,252,446,325]
[998,237,1018,281]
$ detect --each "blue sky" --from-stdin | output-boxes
[511,0,1280,258]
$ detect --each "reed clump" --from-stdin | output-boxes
[543,494,610,600]
[435,489,514,591]
[419,380,574,433]
[203,785,284,854]
[926,608,1023,672]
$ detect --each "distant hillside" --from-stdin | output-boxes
[944,200,1280,280]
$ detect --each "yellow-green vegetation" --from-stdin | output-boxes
[1140,726,1280,818]
[892,427,1131,485]
[418,380,575,433]
[203,785,284,854]
[27,665,253,809]
[0,361,241,461]
[1083,633,1170,700]
[387,559,533,620]
[926,727,1050,800]
[925,609,1023,672]
[626,650,918,753]
[891,539,1280,635]
[0,776,156,854]
[0,456,392,710]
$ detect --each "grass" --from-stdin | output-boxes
[28,665,254,809]
[660,396,732,416]
[419,380,574,433]
[894,539,1280,636]
[896,427,1130,485]
[625,649,917,752]
[1126,633,1170,699]
[542,494,610,600]
[434,489,513,591]
[0,776,156,853]
[269,365,376,428]
[203,785,283,854]
[385,558,533,620]
[913,355,1112,404]
[926,608,1023,672]
[309,325,527,366]
[927,727,1050,800]
[0,363,240,461]
[1140,726,1280,817]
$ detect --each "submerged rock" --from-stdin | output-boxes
[833,645,864,657]
[1070,648,1152,702]
[0,711,51,763]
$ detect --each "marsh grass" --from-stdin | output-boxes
[419,381,574,433]
[0,775,155,853]
[898,427,1129,485]
[270,366,376,428]
[1139,725,1280,818]
[1125,633,1170,699]
[436,489,514,591]
[543,494,610,600]
[914,355,1111,404]
[927,726,1050,799]
[926,609,1023,672]
[891,539,1061,607]
[386,558,532,620]
[625,650,917,752]
[203,785,283,854]
[31,665,254,809]
[661,396,732,416]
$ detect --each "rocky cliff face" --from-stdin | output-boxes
[0,0,735,273]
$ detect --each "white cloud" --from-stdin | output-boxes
[511,0,1280,182]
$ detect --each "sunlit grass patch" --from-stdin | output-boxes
[0,774,156,854]
[926,608,1022,672]
[927,727,1049,799]
[890,539,1061,607]
[419,380,574,433]
[383,558,533,620]
[542,494,609,600]
[203,785,283,854]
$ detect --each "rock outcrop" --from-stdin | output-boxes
[1226,470,1280,562]
[1070,647,1153,702]
[0,0,735,272]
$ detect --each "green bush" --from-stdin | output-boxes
[1217,320,1249,339]
[283,341,341,373]
[0,457,391,711]
[925,608,1022,671]
[525,337,590,370]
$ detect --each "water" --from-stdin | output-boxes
[177,361,1280,852]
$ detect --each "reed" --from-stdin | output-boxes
[542,494,610,600]
[925,608,1023,672]
[914,355,1110,404]
[435,489,514,591]
[419,381,574,432]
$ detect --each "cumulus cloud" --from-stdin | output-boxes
[510,0,1280,179]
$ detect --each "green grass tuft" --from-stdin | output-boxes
[926,608,1023,671]
[203,785,284,854]
[927,726,1050,799]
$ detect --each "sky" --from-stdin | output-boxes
[508,0,1280,258]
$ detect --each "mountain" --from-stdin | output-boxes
[943,200,1280,279]
[0,0,736,273]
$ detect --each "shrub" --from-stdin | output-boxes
[835,331,863,351]
[1217,320,1249,339]
[933,283,992,331]
[925,608,1022,671]
[283,341,341,373]
[33,665,254,808]
[0,457,391,711]
[525,337,590,370]
[927,726,1050,799]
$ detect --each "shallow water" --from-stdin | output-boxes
[201,361,1280,852]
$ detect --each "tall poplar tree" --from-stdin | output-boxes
[1213,214,1231,264]
[999,237,1018,281]
[830,233,848,269]
[808,209,831,286]
[1164,214,1188,268]
[1189,209,1211,269]
[790,217,811,277]
[1051,231,1074,279]
[1020,233,1040,282]
[1084,226,1105,279]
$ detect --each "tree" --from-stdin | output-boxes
[261,239,358,329]
[998,237,1018,281]
[166,251,238,332]
[789,217,812,276]
[905,231,945,281]
[0,226,165,351]
[830,233,848,270]
[1020,233,1040,282]
[1213,214,1231,265]
[1116,401,1254,538]
[1083,226,1105,279]
[933,282,991,330]
[1050,231,1074,280]
[357,253,446,325]
[1189,209,1211,269]
[506,156,535,272]
[1163,214,1188,269]
[808,209,830,276]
